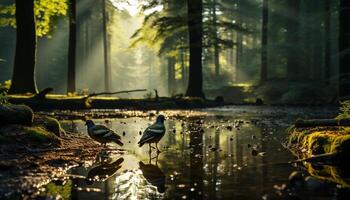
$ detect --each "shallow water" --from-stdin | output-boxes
[57,106,350,200]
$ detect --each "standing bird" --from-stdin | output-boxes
[138,115,166,153]
[85,120,123,147]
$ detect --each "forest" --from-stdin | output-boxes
[0,0,350,199]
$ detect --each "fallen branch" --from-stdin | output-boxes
[294,119,350,128]
[85,89,147,98]
[34,87,53,100]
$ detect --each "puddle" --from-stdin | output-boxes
[42,106,350,199]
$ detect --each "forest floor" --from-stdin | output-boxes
[0,132,123,199]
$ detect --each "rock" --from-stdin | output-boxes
[0,104,34,126]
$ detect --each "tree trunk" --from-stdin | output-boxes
[260,0,268,84]
[286,0,301,81]
[213,0,220,78]
[168,57,176,96]
[324,0,331,84]
[9,0,38,94]
[339,0,350,97]
[235,0,243,83]
[102,0,111,92]
[67,0,77,93]
[180,48,186,90]
[185,0,205,98]
[311,41,322,80]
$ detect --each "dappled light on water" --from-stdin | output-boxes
[56,107,349,199]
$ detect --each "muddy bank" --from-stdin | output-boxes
[0,104,123,199]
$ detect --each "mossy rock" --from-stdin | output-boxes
[287,127,350,160]
[24,126,61,145]
[0,104,34,126]
[33,115,64,137]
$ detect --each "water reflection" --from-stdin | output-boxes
[85,156,124,185]
[139,161,166,193]
[59,113,350,200]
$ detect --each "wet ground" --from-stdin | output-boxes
[45,105,349,200]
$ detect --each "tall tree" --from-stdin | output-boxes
[235,0,243,82]
[8,0,38,94]
[67,0,76,93]
[167,57,175,95]
[260,0,268,84]
[212,0,220,78]
[339,0,350,97]
[286,0,301,81]
[102,0,111,92]
[185,0,204,98]
[324,0,331,84]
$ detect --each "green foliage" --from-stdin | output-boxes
[0,0,68,37]
[337,101,350,120]
[34,0,68,37]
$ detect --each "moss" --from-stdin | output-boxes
[40,180,72,200]
[33,115,63,136]
[288,127,350,187]
[288,127,350,159]
[24,126,60,144]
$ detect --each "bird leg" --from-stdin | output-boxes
[156,143,161,154]
[148,144,152,163]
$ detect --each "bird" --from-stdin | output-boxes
[85,120,123,147]
[138,115,166,153]
[139,161,166,193]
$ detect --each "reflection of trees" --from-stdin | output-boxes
[261,128,267,193]
[188,121,204,199]
[167,120,176,146]
[209,129,220,199]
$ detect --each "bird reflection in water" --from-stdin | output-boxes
[85,151,124,185]
[139,160,166,193]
